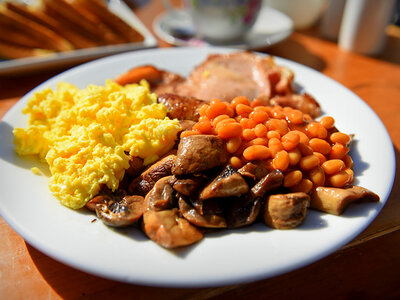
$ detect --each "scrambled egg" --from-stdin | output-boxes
[13,80,181,209]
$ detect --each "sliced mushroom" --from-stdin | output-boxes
[189,196,225,216]
[96,195,146,227]
[142,208,203,249]
[250,169,284,199]
[200,165,249,200]
[226,195,261,228]
[144,176,176,211]
[86,189,127,212]
[263,192,310,229]
[128,154,176,195]
[178,197,227,228]
[172,135,228,175]
[310,186,380,215]
[238,160,274,181]
[173,174,207,196]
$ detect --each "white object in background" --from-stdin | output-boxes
[338,0,396,55]
[264,0,329,29]
[320,0,346,40]
[163,0,262,42]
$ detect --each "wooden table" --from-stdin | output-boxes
[1,2,400,299]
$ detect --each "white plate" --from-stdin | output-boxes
[0,47,395,287]
[0,0,157,75]
[153,6,293,49]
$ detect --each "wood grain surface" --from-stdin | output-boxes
[0,1,399,299]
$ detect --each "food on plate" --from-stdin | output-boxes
[0,0,144,59]
[13,52,380,249]
[13,80,181,209]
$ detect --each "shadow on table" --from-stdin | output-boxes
[26,243,210,300]
[257,37,327,72]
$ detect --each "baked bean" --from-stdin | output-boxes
[298,143,313,156]
[286,109,304,125]
[283,170,303,187]
[322,159,345,175]
[254,106,271,113]
[246,137,269,147]
[215,118,236,131]
[243,145,272,161]
[231,96,251,109]
[273,150,290,171]
[299,154,320,171]
[206,101,228,119]
[281,131,300,151]
[242,128,257,141]
[268,138,284,156]
[329,143,349,159]
[267,130,281,139]
[250,110,269,123]
[193,119,213,134]
[180,130,199,138]
[254,123,268,137]
[328,171,350,187]
[270,106,284,119]
[330,132,351,145]
[236,104,253,117]
[226,137,242,153]
[230,156,243,169]
[292,130,309,144]
[212,114,230,127]
[288,148,302,166]
[199,104,208,116]
[309,166,325,187]
[217,122,243,139]
[240,118,257,129]
[313,152,327,164]
[319,116,335,129]
[266,119,289,136]
[343,154,354,168]
[309,138,331,155]
[306,122,327,139]
[290,179,313,194]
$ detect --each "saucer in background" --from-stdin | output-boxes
[153,5,294,49]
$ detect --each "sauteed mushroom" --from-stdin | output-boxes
[178,196,227,228]
[310,186,380,215]
[144,176,176,211]
[263,192,310,229]
[227,195,261,228]
[142,208,203,248]
[200,165,249,200]
[96,195,146,227]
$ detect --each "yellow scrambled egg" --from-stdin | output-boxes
[13,80,181,209]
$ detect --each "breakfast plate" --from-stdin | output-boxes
[0,0,157,75]
[153,5,293,49]
[0,47,395,287]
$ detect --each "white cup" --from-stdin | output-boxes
[338,0,396,55]
[163,0,262,42]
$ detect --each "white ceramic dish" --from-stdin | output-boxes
[153,5,293,49]
[0,0,157,75]
[0,47,395,288]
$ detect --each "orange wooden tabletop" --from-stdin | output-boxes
[1,1,400,299]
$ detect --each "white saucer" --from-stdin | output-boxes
[153,6,294,49]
